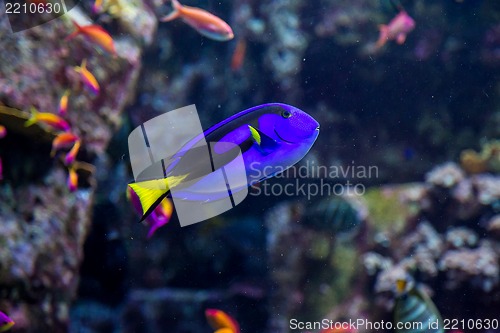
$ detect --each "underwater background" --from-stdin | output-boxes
[0,0,499,332]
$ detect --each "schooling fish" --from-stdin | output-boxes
[65,140,81,166]
[205,309,240,333]
[129,103,319,221]
[51,132,79,157]
[74,59,100,96]
[376,11,415,49]
[161,0,234,41]
[67,167,78,192]
[0,311,14,332]
[92,0,103,13]
[66,20,117,55]
[231,38,247,71]
[58,89,70,116]
[394,276,443,333]
[126,187,174,238]
[25,107,70,132]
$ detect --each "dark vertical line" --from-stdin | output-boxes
[207,143,215,172]
[161,159,167,178]
[221,166,236,207]
[208,142,235,206]
[141,124,155,164]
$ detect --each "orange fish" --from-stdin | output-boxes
[205,309,240,333]
[161,0,234,41]
[66,20,116,55]
[51,132,79,157]
[58,90,70,116]
[231,38,246,71]
[92,0,103,13]
[67,167,78,192]
[74,59,100,95]
[25,107,70,132]
[65,140,81,166]
[376,10,415,49]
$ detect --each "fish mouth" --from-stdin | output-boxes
[274,126,320,143]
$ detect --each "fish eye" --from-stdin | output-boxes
[281,110,292,119]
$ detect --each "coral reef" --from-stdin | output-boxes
[0,170,93,332]
[439,241,499,292]
[460,140,500,174]
[262,0,308,102]
[0,1,154,331]
[356,163,500,328]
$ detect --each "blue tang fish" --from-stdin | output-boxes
[129,103,320,221]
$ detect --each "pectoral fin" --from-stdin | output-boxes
[248,125,279,153]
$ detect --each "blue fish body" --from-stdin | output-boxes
[131,103,319,219]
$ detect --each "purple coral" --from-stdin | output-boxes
[439,242,499,292]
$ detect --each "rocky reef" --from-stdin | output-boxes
[0,1,155,331]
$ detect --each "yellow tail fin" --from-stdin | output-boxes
[24,106,39,127]
[128,174,187,220]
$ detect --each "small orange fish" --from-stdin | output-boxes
[205,309,240,333]
[92,0,103,13]
[376,10,415,49]
[147,197,174,238]
[231,38,246,71]
[161,0,234,41]
[74,59,100,96]
[51,132,79,157]
[65,140,81,166]
[67,167,78,192]
[25,107,70,132]
[0,125,6,139]
[127,187,174,238]
[58,90,70,116]
[66,20,116,55]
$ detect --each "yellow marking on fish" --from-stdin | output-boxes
[248,125,261,145]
